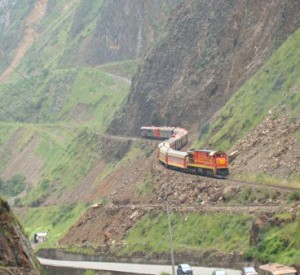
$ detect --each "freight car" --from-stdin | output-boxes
[142,126,229,178]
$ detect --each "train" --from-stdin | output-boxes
[140,126,229,178]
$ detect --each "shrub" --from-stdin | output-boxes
[0,175,26,197]
[287,191,300,202]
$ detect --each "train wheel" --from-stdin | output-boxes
[197,168,206,176]
[207,169,214,177]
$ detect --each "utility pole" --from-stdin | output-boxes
[163,188,175,275]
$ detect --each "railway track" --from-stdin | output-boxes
[161,167,300,193]
[224,177,300,192]
[100,134,160,144]
[94,202,289,214]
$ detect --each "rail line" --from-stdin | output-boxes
[100,129,300,193]
[225,177,300,192]
[160,166,300,192]
[92,202,288,214]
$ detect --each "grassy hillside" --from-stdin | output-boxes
[16,203,88,247]
[0,0,35,74]
[0,63,133,124]
[123,212,252,255]
[197,28,300,150]
[0,59,135,207]
[122,211,300,265]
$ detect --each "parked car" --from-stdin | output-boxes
[242,267,258,275]
[212,270,227,275]
[177,264,193,275]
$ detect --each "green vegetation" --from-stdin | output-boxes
[99,59,139,79]
[84,271,100,275]
[0,175,26,198]
[122,212,252,256]
[0,0,299,267]
[196,28,300,151]
[136,177,155,197]
[18,127,104,207]
[0,65,131,126]
[0,124,20,173]
[245,213,300,265]
[0,56,134,207]
[223,187,282,204]
[122,211,300,265]
[18,203,88,247]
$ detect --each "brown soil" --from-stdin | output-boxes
[0,0,48,82]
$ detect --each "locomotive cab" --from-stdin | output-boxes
[186,149,229,177]
[215,151,229,177]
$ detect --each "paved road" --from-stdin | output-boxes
[39,258,241,275]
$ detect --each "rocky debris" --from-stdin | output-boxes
[230,114,300,178]
[57,128,295,253]
[59,204,146,248]
[0,197,40,274]
[100,137,133,163]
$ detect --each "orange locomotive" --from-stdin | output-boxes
[142,126,229,178]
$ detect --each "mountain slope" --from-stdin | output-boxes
[0,0,299,268]
[198,27,300,183]
[108,0,300,136]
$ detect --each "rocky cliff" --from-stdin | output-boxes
[62,0,181,67]
[108,0,300,136]
[0,197,40,274]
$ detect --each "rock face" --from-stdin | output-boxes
[108,0,300,136]
[230,114,300,178]
[64,0,181,66]
[0,197,40,274]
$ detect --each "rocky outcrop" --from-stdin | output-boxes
[0,197,40,274]
[108,0,300,136]
[229,113,300,177]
